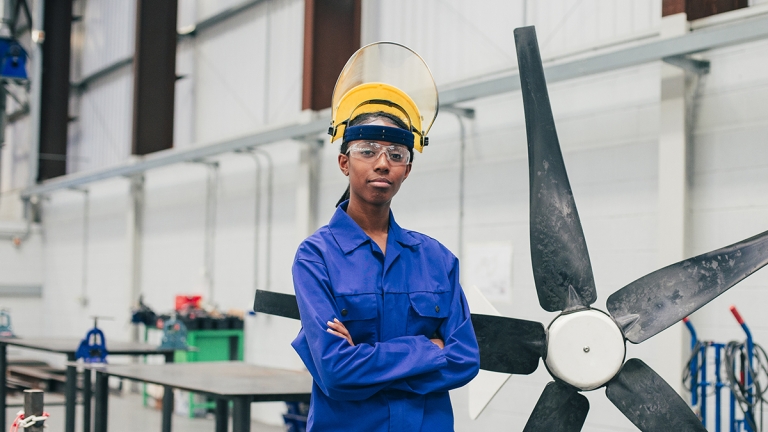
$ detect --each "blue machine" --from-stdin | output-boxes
[283,402,308,432]
[76,317,108,363]
[684,317,727,431]
[684,307,766,432]
[0,37,27,80]
[0,309,15,338]
[158,316,188,350]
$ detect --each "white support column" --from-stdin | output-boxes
[127,174,145,343]
[650,12,690,395]
[659,68,687,265]
[295,139,322,243]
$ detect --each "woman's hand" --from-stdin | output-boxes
[327,318,355,346]
[327,317,443,349]
[430,338,445,349]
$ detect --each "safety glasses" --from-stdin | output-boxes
[346,142,411,166]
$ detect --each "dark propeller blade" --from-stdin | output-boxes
[253,289,301,320]
[607,229,768,343]
[514,26,597,312]
[523,381,589,432]
[471,314,545,375]
[606,358,705,431]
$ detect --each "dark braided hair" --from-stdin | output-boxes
[335,112,414,207]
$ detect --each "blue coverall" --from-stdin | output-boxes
[292,201,481,431]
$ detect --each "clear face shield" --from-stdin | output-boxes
[329,42,439,153]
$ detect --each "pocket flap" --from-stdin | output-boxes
[409,291,450,318]
[335,293,378,320]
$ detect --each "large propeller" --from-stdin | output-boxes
[483,25,764,431]
[253,25,768,431]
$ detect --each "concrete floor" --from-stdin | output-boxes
[5,392,285,432]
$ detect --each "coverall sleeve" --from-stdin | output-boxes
[389,256,480,394]
[292,257,448,401]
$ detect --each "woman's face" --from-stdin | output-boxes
[338,118,412,207]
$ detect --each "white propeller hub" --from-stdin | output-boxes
[545,309,625,391]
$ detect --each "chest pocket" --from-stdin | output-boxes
[407,291,451,338]
[335,293,378,345]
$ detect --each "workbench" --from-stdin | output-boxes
[0,337,176,432]
[78,361,312,432]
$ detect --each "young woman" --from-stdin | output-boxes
[291,43,480,431]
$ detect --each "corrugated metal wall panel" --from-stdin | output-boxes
[527,0,659,55]
[67,0,136,174]
[193,0,304,145]
[370,0,524,85]
[68,0,304,171]
[196,0,247,22]
[78,0,136,78]
[194,4,269,144]
[68,68,134,173]
[367,0,660,85]
[265,0,304,124]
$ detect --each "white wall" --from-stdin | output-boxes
[687,38,768,430]
[2,1,768,431]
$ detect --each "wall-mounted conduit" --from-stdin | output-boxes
[250,149,273,293]
[237,148,274,295]
[198,161,219,304]
[444,107,475,265]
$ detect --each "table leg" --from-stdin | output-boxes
[0,343,7,431]
[232,397,251,432]
[94,371,109,432]
[65,353,77,432]
[161,386,173,432]
[214,399,228,432]
[82,368,92,432]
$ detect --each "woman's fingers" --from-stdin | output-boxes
[327,319,355,346]
[327,328,349,341]
[429,338,445,349]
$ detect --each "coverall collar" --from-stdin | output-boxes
[330,200,421,254]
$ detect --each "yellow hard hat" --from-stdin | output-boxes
[329,42,438,153]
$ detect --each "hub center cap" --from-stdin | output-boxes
[545,309,625,391]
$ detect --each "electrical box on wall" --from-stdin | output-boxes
[0,38,27,81]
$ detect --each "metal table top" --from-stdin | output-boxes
[77,362,312,400]
[0,337,176,356]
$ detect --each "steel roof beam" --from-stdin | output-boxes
[21,118,329,198]
[20,13,768,198]
[440,13,768,106]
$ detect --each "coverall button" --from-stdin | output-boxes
[435,305,440,313]
[341,309,348,317]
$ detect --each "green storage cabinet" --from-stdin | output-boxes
[175,329,244,363]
